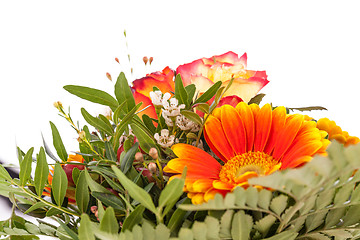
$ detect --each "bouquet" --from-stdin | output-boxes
[1,51,360,240]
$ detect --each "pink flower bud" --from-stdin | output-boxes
[143,56,148,65]
[148,162,157,174]
[149,57,153,65]
[149,148,158,159]
[106,72,112,81]
[115,57,119,64]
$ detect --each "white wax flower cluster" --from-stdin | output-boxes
[149,90,201,147]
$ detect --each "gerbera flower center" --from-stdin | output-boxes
[219,151,280,185]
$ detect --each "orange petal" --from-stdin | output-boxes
[132,77,173,98]
[165,158,220,179]
[132,91,157,119]
[213,180,235,190]
[204,115,235,162]
[235,102,255,152]
[171,144,219,168]
[204,188,228,202]
[272,114,304,160]
[192,179,216,192]
[220,105,247,154]
[281,140,322,169]
[253,104,272,152]
[264,106,287,154]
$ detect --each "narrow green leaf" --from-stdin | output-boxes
[104,141,117,162]
[99,207,119,234]
[79,214,95,240]
[130,121,157,154]
[113,101,128,124]
[0,164,12,181]
[248,93,266,105]
[83,168,111,194]
[23,202,46,214]
[34,147,49,197]
[111,165,157,213]
[56,219,79,240]
[287,106,327,112]
[185,84,196,106]
[115,72,136,112]
[46,207,63,217]
[142,114,156,134]
[194,81,222,104]
[167,198,192,233]
[214,86,226,105]
[76,171,89,213]
[113,104,138,150]
[64,85,119,111]
[121,142,139,174]
[81,108,114,136]
[175,74,189,106]
[158,178,185,209]
[193,103,209,114]
[122,205,145,232]
[231,210,253,240]
[180,110,203,126]
[41,133,60,162]
[50,122,68,162]
[92,191,125,211]
[52,163,68,206]
[19,147,34,186]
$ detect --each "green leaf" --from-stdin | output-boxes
[194,81,222,104]
[231,210,253,240]
[113,104,138,150]
[142,114,156,134]
[79,214,95,240]
[254,215,277,237]
[56,219,79,240]
[75,171,89,213]
[111,165,157,213]
[81,108,114,136]
[99,207,119,234]
[175,74,189,106]
[64,85,119,111]
[34,147,49,196]
[50,122,68,162]
[120,142,139,175]
[41,133,60,162]
[0,164,12,181]
[23,202,46,214]
[270,194,288,216]
[19,147,34,186]
[115,72,136,112]
[104,141,117,162]
[287,106,327,112]
[113,101,128,124]
[193,103,209,114]
[167,198,192,233]
[248,93,266,105]
[185,84,196,105]
[158,178,185,210]
[52,163,68,206]
[92,191,125,211]
[130,120,157,154]
[180,110,203,126]
[122,205,145,232]
[83,168,111,194]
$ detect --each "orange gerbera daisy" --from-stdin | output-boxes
[43,154,85,204]
[164,103,330,204]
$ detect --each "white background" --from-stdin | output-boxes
[1,0,360,225]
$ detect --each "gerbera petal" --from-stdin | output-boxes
[171,143,219,166]
[253,104,272,152]
[190,192,206,205]
[272,114,304,160]
[220,105,247,154]
[192,179,215,192]
[264,106,287,154]
[235,102,255,152]
[204,115,235,161]
[213,180,235,190]
[164,158,220,179]
[204,188,227,202]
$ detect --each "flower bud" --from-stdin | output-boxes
[106,72,112,81]
[53,101,63,109]
[148,162,157,174]
[149,57,153,65]
[77,130,86,143]
[135,152,144,163]
[115,57,119,64]
[149,148,158,159]
[143,56,148,65]
[90,206,98,213]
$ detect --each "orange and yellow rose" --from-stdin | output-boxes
[176,51,269,103]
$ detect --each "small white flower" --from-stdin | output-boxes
[162,112,174,127]
[176,115,197,131]
[154,129,175,148]
[149,91,171,107]
[162,97,185,118]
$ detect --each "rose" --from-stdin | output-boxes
[132,66,174,119]
[176,51,269,103]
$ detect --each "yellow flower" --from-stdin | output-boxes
[316,118,360,146]
[164,103,330,204]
